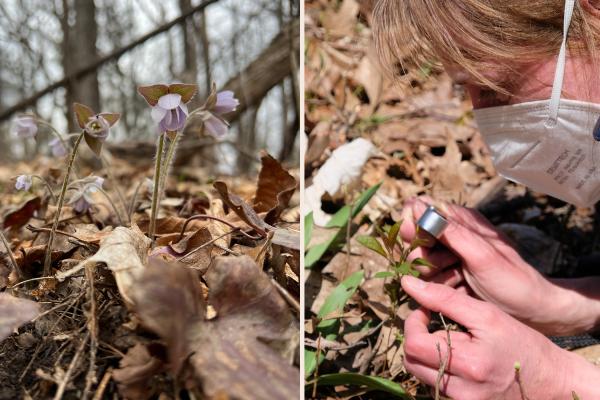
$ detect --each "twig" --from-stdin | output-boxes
[53,332,89,400]
[0,228,23,281]
[270,277,299,313]
[92,368,112,400]
[178,229,237,261]
[304,337,366,351]
[178,214,262,241]
[435,313,452,400]
[82,265,98,400]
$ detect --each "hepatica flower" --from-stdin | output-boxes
[138,84,198,137]
[200,85,239,138]
[15,175,32,191]
[68,176,105,213]
[11,115,38,138]
[73,103,120,156]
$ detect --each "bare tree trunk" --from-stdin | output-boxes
[62,0,100,132]
[179,0,199,85]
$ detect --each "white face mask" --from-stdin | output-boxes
[473,0,600,208]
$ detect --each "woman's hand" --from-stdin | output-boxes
[401,276,600,400]
[400,197,600,335]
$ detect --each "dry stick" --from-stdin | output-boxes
[92,368,112,400]
[43,131,85,276]
[435,313,452,400]
[178,229,237,261]
[270,277,300,313]
[82,265,98,400]
[178,214,262,241]
[312,335,322,399]
[0,228,22,281]
[54,332,90,400]
[148,134,165,248]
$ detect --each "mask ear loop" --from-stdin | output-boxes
[546,0,576,127]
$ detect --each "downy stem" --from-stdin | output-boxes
[43,131,84,276]
[159,132,180,197]
[148,134,165,247]
[90,185,125,226]
[101,154,130,225]
[31,175,56,203]
[127,178,146,221]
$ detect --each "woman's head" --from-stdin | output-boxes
[373,0,600,107]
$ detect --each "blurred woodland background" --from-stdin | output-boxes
[0,0,300,173]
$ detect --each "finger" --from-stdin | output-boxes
[404,355,466,395]
[428,267,464,287]
[401,275,493,330]
[407,246,460,276]
[404,311,475,375]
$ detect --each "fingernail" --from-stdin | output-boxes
[403,275,427,289]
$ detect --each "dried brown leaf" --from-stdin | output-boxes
[3,197,41,230]
[253,153,297,224]
[113,343,165,400]
[213,181,269,236]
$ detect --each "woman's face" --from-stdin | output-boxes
[446,56,600,109]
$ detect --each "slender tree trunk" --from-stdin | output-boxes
[61,0,100,132]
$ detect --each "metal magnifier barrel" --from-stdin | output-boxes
[416,205,449,241]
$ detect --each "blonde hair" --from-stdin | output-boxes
[372,0,600,94]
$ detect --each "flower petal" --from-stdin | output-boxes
[213,91,239,114]
[204,114,229,138]
[151,106,168,124]
[157,93,182,110]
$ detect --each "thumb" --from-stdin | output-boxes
[401,275,492,330]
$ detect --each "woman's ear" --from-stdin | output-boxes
[580,0,600,17]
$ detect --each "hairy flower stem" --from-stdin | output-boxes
[159,132,180,197]
[128,179,146,221]
[31,175,56,202]
[0,229,22,281]
[148,134,165,248]
[43,131,84,276]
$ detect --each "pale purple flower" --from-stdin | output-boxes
[11,115,38,138]
[15,175,32,191]
[202,91,239,138]
[49,138,67,157]
[68,176,104,213]
[213,91,239,115]
[203,114,229,138]
[84,115,110,140]
[151,93,189,134]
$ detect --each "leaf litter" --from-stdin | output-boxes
[0,151,299,399]
[305,0,600,398]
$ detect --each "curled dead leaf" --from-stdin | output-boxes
[0,293,40,341]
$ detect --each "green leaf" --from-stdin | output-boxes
[326,182,382,228]
[73,102,95,129]
[412,257,433,268]
[304,349,317,378]
[312,373,410,398]
[317,270,364,329]
[305,271,364,377]
[138,84,169,106]
[356,235,387,258]
[83,132,103,157]
[168,83,198,103]
[373,271,395,279]
[304,212,314,248]
[305,241,331,268]
[387,222,401,246]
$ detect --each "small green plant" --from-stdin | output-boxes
[356,221,432,312]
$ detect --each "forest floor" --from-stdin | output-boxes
[0,151,300,399]
[304,0,600,398]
